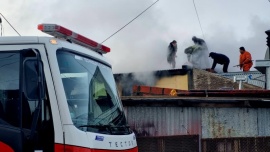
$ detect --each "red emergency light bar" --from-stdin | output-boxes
[37,24,110,54]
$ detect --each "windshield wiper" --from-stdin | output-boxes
[94,109,128,128]
[92,106,118,125]
[112,111,126,125]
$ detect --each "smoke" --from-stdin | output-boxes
[133,71,157,86]
[184,43,210,69]
[206,16,269,72]
[1,0,269,75]
[117,74,137,96]
[116,71,157,95]
[108,36,189,73]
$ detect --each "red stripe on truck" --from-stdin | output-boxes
[55,143,138,152]
[0,141,14,152]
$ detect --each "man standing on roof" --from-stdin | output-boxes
[167,40,177,68]
[239,46,253,72]
[209,52,230,73]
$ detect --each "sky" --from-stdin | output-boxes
[1,0,270,73]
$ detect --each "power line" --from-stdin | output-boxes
[101,0,159,44]
[0,13,21,36]
[192,0,205,39]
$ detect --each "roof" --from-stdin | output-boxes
[0,36,40,44]
[114,68,262,97]
[193,69,262,90]
[219,71,265,88]
[121,93,270,108]
[123,85,270,108]
[132,85,268,96]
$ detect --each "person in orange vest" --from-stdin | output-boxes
[239,46,253,72]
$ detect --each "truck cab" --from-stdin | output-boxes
[0,24,137,152]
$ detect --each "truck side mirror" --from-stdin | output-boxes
[23,58,45,100]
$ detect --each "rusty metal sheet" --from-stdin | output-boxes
[258,108,270,136]
[125,105,270,139]
[125,106,201,137]
[201,108,258,138]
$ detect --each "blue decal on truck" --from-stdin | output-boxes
[95,135,104,141]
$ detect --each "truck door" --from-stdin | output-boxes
[0,47,54,152]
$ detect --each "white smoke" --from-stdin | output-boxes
[1,0,269,75]
[205,16,269,72]
[133,71,157,87]
[184,44,211,69]
[116,71,157,95]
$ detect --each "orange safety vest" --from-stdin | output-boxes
[239,51,253,71]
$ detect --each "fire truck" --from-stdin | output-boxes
[0,24,138,152]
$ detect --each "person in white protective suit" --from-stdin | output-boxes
[184,36,210,69]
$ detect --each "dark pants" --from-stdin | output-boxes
[167,53,176,68]
[223,61,230,73]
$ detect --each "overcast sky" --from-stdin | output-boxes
[1,0,270,73]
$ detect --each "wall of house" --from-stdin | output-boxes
[155,75,189,90]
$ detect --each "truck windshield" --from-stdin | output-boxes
[57,49,129,134]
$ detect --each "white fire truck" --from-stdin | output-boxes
[0,24,138,152]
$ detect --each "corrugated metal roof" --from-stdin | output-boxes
[201,108,258,138]
[125,106,201,137]
[219,71,265,88]
[122,96,270,108]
